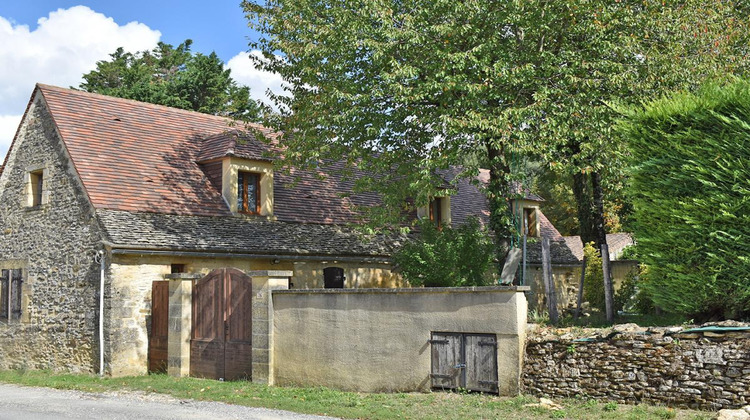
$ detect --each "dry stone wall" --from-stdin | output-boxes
[0,95,104,373]
[524,322,750,410]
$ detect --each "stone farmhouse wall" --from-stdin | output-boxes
[524,324,750,410]
[0,94,104,373]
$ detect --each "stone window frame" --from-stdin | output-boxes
[24,164,49,208]
[0,268,24,323]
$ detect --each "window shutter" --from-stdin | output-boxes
[10,269,22,320]
[0,270,7,320]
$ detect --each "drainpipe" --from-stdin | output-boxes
[96,250,105,377]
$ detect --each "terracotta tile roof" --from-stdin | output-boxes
[539,211,564,240]
[35,85,501,227]
[38,85,379,222]
[33,84,558,241]
[446,168,546,227]
[39,84,233,217]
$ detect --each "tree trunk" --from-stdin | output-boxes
[487,143,512,261]
[542,237,559,324]
[572,171,607,252]
[591,171,607,251]
[572,171,596,246]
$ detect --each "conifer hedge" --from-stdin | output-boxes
[620,80,750,321]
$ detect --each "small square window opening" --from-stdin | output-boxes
[30,170,44,207]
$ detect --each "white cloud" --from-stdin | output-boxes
[226,50,287,107]
[0,115,22,163]
[0,6,161,159]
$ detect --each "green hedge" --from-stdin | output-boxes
[619,80,750,320]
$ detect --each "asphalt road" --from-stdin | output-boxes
[0,384,338,420]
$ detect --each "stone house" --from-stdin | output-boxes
[0,84,627,377]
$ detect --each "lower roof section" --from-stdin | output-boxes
[97,209,402,259]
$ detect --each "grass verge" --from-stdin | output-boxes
[0,370,713,419]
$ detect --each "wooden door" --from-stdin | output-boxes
[430,332,498,393]
[148,281,169,373]
[223,268,253,380]
[190,268,252,380]
[464,334,498,393]
[430,332,463,390]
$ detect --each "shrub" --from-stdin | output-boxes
[582,242,605,312]
[615,265,656,314]
[619,80,750,320]
[393,217,495,287]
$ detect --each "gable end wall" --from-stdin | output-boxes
[0,94,105,373]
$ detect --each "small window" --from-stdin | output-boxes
[0,269,23,322]
[323,267,345,288]
[29,170,44,207]
[429,198,443,229]
[523,207,538,237]
[237,171,260,214]
[171,264,186,274]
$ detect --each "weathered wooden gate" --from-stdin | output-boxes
[430,332,498,393]
[148,281,169,373]
[190,268,253,381]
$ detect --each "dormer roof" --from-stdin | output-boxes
[197,129,278,163]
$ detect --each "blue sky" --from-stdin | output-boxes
[0,1,254,62]
[0,1,281,160]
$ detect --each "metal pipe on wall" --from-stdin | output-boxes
[96,250,105,377]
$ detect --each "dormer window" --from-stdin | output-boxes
[429,197,444,229]
[238,171,260,214]
[218,158,274,216]
[523,207,539,237]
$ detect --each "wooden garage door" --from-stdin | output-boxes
[190,268,252,381]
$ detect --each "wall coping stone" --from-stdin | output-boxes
[248,270,294,277]
[274,285,529,294]
[163,273,202,280]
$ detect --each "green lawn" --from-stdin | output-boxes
[0,370,713,419]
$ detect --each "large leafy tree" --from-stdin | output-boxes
[244,1,750,255]
[80,40,261,119]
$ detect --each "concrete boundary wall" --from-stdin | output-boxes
[271,286,528,395]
